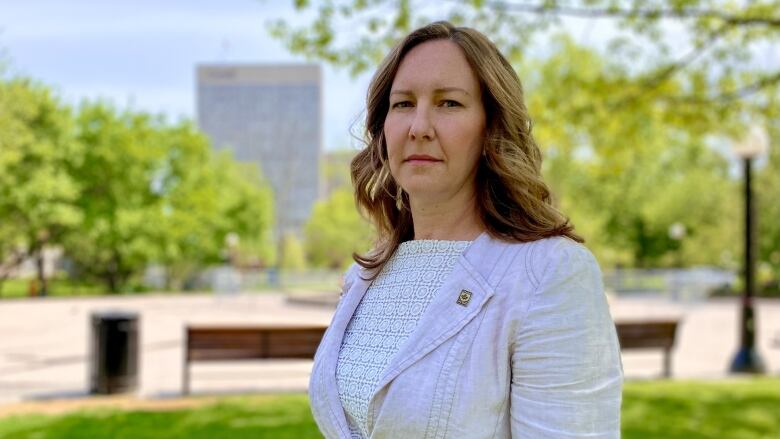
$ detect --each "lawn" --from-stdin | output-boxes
[622,378,780,439]
[0,270,344,299]
[0,277,114,299]
[0,378,777,439]
[0,394,319,439]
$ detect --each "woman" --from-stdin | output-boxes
[309,21,623,439]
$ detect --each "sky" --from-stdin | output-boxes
[0,0,373,151]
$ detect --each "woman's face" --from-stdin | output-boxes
[384,39,486,206]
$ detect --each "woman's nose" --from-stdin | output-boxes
[409,107,434,141]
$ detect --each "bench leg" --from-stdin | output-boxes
[663,348,672,378]
[183,362,190,395]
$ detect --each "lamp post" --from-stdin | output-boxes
[729,124,768,374]
[224,232,240,266]
[668,222,686,267]
[668,222,686,301]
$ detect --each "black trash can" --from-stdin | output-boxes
[90,311,139,394]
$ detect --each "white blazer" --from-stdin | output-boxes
[309,233,623,438]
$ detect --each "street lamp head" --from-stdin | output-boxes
[225,232,240,248]
[733,124,770,159]
[668,222,687,241]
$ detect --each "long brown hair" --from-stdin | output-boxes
[351,21,582,278]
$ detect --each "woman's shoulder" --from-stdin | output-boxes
[507,236,599,290]
[523,235,595,261]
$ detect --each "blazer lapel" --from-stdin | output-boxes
[368,232,511,414]
[316,268,373,436]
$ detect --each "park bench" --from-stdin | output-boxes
[183,324,328,395]
[183,320,679,393]
[615,320,679,378]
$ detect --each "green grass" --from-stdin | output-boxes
[248,270,342,294]
[0,269,344,299]
[0,379,778,439]
[622,378,780,439]
[0,277,113,299]
[0,394,321,439]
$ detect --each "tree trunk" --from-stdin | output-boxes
[106,272,119,294]
[35,247,49,297]
[104,251,130,294]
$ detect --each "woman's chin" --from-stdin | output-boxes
[403,184,438,198]
[404,188,452,206]
[399,175,439,192]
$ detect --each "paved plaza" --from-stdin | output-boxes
[0,292,778,408]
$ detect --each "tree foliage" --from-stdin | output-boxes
[269,0,779,112]
[63,102,274,292]
[0,77,81,294]
[280,232,308,270]
[0,77,275,294]
[305,187,374,269]
[757,102,780,284]
[269,0,778,270]
[524,36,742,267]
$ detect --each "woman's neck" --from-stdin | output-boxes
[408,191,485,241]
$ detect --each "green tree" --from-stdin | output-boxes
[268,0,779,116]
[64,102,275,292]
[322,148,356,196]
[280,233,307,271]
[147,127,275,290]
[0,77,82,295]
[268,1,778,269]
[756,105,780,287]
[305,187,374,269]
[63,102,173,292]
[524,37,741,267]
[0,72,276,295]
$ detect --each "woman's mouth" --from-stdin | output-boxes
[404,155,442,164]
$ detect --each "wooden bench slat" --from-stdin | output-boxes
[183,324,328,394]
[615,320,679,378]
[190,349,267,361]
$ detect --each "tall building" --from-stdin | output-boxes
[196,64,322,237]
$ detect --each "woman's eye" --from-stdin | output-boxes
[441,100,461,108]
[391,101,412,109]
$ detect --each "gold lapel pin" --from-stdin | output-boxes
[456,290,472,306]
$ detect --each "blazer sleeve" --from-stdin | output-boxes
[510,239,623,439]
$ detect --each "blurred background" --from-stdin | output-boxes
[0,1,778,438]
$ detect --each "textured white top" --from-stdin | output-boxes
[335,240,471,439]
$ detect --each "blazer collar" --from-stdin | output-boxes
[317,231,513,435]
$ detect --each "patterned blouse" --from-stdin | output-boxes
[335,240,471,438]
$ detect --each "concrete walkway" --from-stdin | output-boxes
[0,293,778,407]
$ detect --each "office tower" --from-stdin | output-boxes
[197,64,321,237]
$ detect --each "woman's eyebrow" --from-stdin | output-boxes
[389,87,471,96]
[434,87,470,96]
